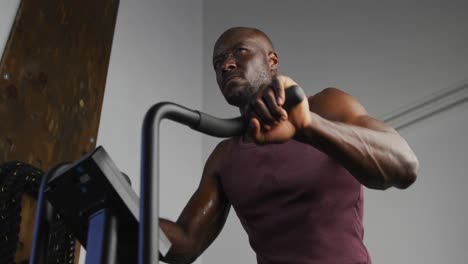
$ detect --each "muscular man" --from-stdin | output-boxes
[160,27,419,264]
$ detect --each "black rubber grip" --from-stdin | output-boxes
[195,114,244,137]
[194,85,306,137]
[282,85,306,111]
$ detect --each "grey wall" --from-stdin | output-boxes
[0,0,20,60]
[364,98,468,263]
[98,0,204,216]
[202,0,468,263]
[95,0,204,263]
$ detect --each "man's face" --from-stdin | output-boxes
[213,31,275,107]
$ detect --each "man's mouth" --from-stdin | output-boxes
[226,76,241,82]
[223,75,242,87]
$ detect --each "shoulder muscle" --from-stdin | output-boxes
[308,87,368,123]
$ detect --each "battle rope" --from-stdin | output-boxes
[0,162,75,264]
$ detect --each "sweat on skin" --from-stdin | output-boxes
[158,27,419,264]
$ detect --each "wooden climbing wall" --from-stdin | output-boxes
[0,0,119,261]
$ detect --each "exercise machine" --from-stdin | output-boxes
[29,86,304,263]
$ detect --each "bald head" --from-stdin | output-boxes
[214,27,275,57]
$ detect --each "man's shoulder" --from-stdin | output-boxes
[308,87,350,103]
[308,87,367,122]
[214,138,236,153]
[205,138,236,172]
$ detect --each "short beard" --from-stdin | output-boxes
[250,68,272,92]
[225,67,273,108]
[224,84,257,107]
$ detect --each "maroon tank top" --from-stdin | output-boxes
[219,137,371,264]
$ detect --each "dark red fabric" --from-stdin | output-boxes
[219,137,371,264]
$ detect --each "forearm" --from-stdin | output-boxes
[159,218,199,264]
[298,113,419,189]
[159,196,230,263]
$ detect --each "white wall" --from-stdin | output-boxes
[99,0,204,215]
[0,0,20,60]
[364,96,468,263]
[202,0,468,263]
[95,0,204,263]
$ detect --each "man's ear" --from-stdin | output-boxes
[268,51,279,70]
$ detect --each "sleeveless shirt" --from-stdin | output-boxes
[219,137,371,264]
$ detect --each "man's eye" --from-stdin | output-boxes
[237,48,248,53]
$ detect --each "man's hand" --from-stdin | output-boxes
[248,75,312,144]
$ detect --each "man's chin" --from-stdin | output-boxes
[223,78,247,91]
[224,93,244,107]
[222,83,249,106]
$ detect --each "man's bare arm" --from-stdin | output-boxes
[298,87,419,190]
[160,141,231,264]
[248,77,419,190]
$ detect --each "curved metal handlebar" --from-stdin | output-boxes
[139,85,305,264]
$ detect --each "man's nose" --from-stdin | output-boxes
[222,57,237,72]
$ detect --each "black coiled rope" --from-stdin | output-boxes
[0,162,75,264]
